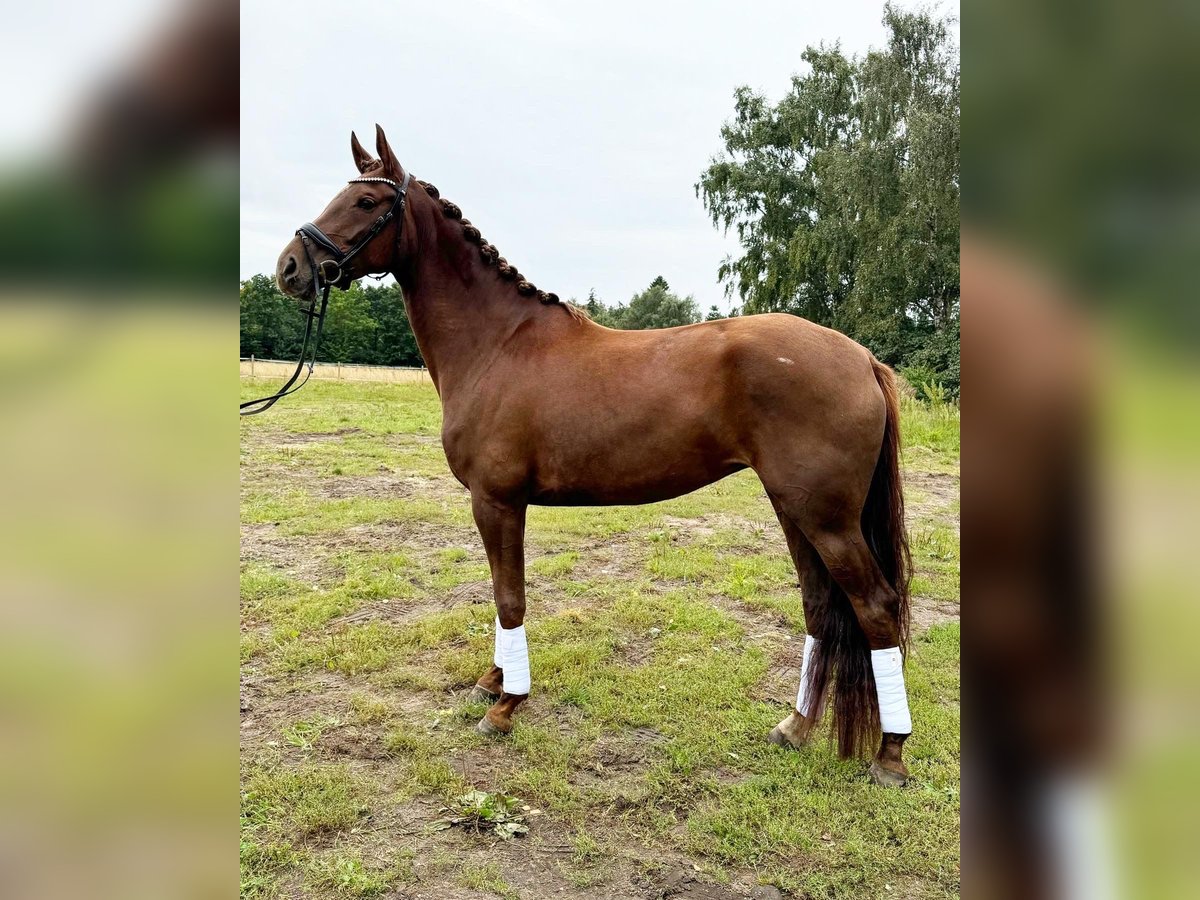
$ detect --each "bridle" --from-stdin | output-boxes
[240,170,412,416]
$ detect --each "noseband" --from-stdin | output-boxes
[240,170,412,416]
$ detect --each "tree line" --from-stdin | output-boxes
[239,274,708,368]
[240,275,423,368]
[243,4,958,396]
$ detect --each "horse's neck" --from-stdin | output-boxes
[394,209,534,396]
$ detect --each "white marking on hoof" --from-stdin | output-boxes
[777,357,794,364]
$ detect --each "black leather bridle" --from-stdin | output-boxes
[240,170,412,416]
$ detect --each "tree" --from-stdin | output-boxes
[239,274,426,367]
[582,288,620,328]
[319,283,378,364]
[364,283,422,366]
[239,274,304,360]
[696,3,959,386]
[617,276,701,330]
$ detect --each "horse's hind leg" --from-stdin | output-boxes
[470,492,530,735]
[763,485,912,786]
[804,519,912,786]
[765,493,832,750]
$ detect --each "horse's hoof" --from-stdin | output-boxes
[467,684,499,704]
[475,715,509,736]
[767,726,797,750]
[869,760,908,787]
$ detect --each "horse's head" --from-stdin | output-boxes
[276,124,409,301]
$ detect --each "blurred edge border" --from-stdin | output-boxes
[1,0,1198,897]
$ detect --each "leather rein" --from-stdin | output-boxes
[240,170,412,416]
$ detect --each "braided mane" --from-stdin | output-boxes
[415,178,589,323]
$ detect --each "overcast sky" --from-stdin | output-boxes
[242,1,938,312]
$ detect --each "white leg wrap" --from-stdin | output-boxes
[1043,775,1116,900]
[497,623,530,695]
[871,647,912,734]
[493,617,502,668]
[795,634,820,716]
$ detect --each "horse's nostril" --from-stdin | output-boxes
[282,255,298,278]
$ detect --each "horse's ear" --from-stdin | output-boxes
[350,131,375,174]
[375,124,403,179]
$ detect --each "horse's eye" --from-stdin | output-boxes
[357,197,376,210]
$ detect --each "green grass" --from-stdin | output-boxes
[899,396,960,474]
[242,762,367,838]
[910,523,961,603]
[241,380,960,899]
[306,850,414,898]
[458,862,519,899]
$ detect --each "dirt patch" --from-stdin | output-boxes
[910,596,960,633]
[572,727,664,799]
[325,578,492,630]
[328,597,454,628]
[905,471,959,528]
[752,638,803,706]
[635,861,788,899]
[274,427,363,444]
[321,725,394,761]
[596,727,663,767]
[661,514,776,551]
[613,632,655,666]
[383,432,443,448]
[241,522,333,586]
[707,594,796,651]
[444,580,493,607]
[567,537,649,582]
[340,520,477,554]
[662,515,718,539]
[524,701,587,738]
[240,667,264,716]
[318,472,442,500]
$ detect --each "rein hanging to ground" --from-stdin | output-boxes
[239,171,411,416]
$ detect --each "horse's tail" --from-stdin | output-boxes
[863,356,912,653]
[805,357,912,759]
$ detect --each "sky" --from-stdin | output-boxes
[241,1,938,312]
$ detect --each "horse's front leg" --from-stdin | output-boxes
[469,492,529,735]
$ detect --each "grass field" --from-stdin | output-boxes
[240,379,960,900]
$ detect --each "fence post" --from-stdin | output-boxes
[337,362,342,380]
[250,354,255,376]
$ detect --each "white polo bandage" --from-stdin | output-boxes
[871,646,912,734]
[497,622,530,695]
[795,634,820,716]
[493,617,502,668]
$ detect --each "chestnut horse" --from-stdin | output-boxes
[275,126,914,786]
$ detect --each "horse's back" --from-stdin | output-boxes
[447,311,884,503]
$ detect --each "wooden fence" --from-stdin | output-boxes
[240,357,431,384]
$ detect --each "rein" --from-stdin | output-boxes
[240,170,412,416]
